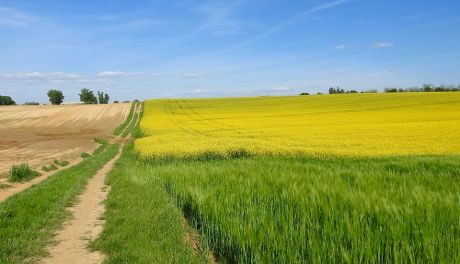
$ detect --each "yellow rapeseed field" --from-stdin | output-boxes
[136,92,460,157]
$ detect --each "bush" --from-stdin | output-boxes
[24,102,40,105]
[54,160,70,167]
[42,164,58,172]
[10,163,40,182]
[80,152,91,158]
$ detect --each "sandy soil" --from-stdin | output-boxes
[0,104,130,177]
[43,146,122,264]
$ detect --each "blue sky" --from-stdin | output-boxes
[0,0,459,103]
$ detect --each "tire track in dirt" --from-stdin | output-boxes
[44,104,142,264]
[43,146,122,264]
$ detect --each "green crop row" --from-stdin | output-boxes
[140,155,460,263]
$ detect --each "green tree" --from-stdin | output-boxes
[0,95,16,105]
[47,90,64,105]
[79,88,97,104]
[97,91,110,104]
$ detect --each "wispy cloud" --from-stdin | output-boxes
[184,73,199,78]
[2,72,83,81]
[372,42,393,49]
[1,72,110,84]
[118,18,165,30]
[335,44,346,49]
[98,71,144,77]
[221,0,353,51]
[257,0,352,40]
[0,6,37,28]
[273,86,290,91]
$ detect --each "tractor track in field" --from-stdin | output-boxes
[43,145,122,264]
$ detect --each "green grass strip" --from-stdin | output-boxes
[0,143,119,263]
[113,102,137,136]
[90,143,209,264]
[121,103,143,137]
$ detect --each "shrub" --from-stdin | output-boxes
[80,152,91,158]
[10,163,40,182]
[42,164,59,172]
[24,102,40,105]
[54,160,70,167]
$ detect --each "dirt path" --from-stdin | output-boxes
[44,104,143,264]
[43,146,122,264]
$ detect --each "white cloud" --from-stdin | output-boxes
[98,71,143,77]
[335,44,346,49]
[372,42,393,49]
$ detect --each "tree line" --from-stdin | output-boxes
[46,88,110,105]
[384,84,460,93]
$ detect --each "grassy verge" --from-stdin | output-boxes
[0,142,119,263]
[138,154,460,263]
[90,143,209,264]
[113,102,137,136]
[121,103,143,137]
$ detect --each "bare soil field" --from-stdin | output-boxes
[0,104,130,177]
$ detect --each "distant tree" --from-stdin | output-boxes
[349,90,358,93]
[328,87,336,94]
[47,89,64,105]
[79,88,97,104]
[113,100,119,104]
[97,91,110,104]
[422,84,434,92]
[24,102,40,105]
[299,92,310,96]
[384,88,398,93]
[0,95,16,105]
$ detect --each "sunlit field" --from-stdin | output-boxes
[130,93,460,263]
[136,92,460,158]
